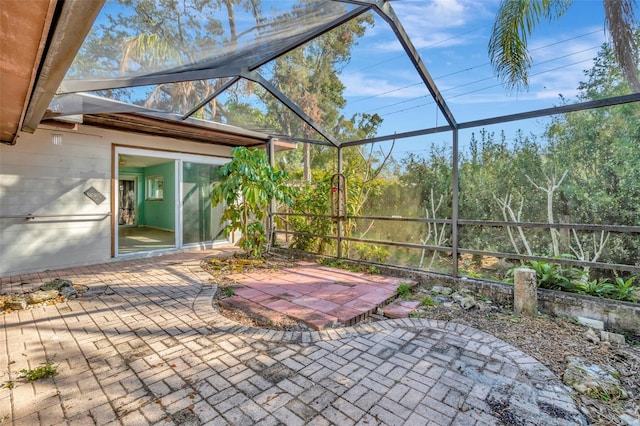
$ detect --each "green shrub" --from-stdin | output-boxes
[211,147,295,258]
[420,296,437,307]
[510,259,638,303]
[608,277,637,302]
[396,282,412,298]
[289,178,333,254]
[526,259,586,292]
[353,244,389,263]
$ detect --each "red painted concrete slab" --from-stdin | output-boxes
[233,288,264,299]
[384,299,421,319]
[265,299,299,311]
[358,289,395,304]
[308,283,353,298]
[301,311,339,329]
[278,292,304,301]
[253,293,277,303]
[324,289,361,305]
[291,296,341,314]
[219,296,289,324]
[327,306,363,324]
[344,298,377,314]
[225,262,415,330]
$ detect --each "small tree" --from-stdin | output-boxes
[211,147,295,258]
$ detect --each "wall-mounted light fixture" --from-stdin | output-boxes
[51,133,63,145]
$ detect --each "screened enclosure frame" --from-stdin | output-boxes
[44,0,640,277]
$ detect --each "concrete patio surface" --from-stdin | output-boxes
[0,248,586,425]
[223,263,416,329]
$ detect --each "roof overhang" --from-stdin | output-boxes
[1,0,105,145]
[0,0,58,144]
[78,113,270,147]
[42,92,271,146]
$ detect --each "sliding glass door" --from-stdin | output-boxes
[115,146,229,256]
[182,162,225,245]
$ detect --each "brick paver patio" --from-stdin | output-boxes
[0,248,586,425]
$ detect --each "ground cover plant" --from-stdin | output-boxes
[19,360,58,381]
[506,259,639,303]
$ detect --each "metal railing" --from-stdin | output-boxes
[0,213,111,220]
[272,212,640,275]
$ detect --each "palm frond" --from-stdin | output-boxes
[120,33,182,74]
[604,0,640,92]
[489,0,573,92]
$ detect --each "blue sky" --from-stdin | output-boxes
[336,0,615,146]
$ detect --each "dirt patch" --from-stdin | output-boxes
[204,253,640,426]
[216,301,303,331]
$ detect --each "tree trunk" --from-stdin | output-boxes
[547,190,560,257]
[303,143,311,182]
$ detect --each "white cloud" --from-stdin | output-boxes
[342,72,430,98]
[375,0,496,52]
[526,27,605,99]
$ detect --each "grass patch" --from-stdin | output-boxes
[318,258,380,274]
[396,282,412,298]
[420,296,438,307]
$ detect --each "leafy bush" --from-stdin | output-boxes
[353,243,389,263]
[572,278,613,298]
[211,147,295,258]
[522,259,586,292]
[396,282,412,298]
[289,178,334,254]
[420,296,438,307]
[511,260,638,302]
[605,277,638,302]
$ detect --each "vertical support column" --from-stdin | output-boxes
[267,139,276,251]
[514,268,538,316]
[337,146,343,260]
[451,128,460,277]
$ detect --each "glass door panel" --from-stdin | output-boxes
[182,162,224,244]
[118,179,137,226]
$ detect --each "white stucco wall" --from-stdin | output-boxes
[0,124,233,277]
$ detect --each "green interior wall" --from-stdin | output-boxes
[143,162,175,231]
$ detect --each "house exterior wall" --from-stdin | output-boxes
[0,124,233,277]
